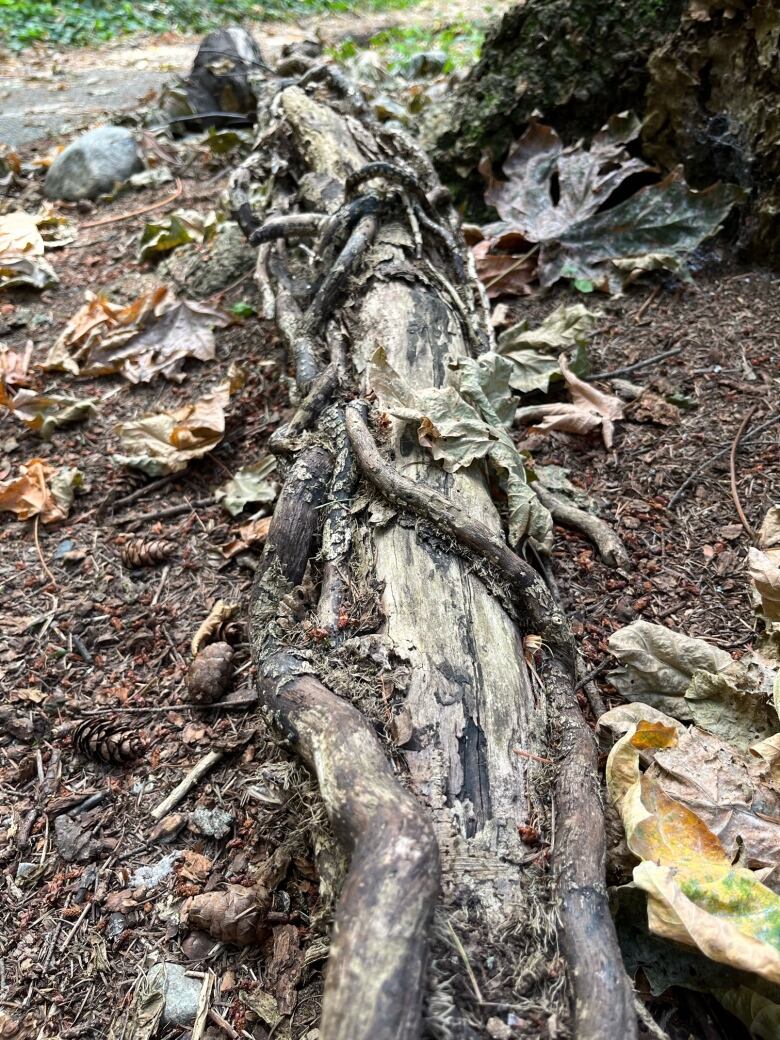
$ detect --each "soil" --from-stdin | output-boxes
[0,30,778,1040]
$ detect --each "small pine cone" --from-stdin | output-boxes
[188,642,234,705]
[73,719,147,764]
[121,539,177,568]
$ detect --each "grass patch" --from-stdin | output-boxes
[331,19,485,73]
[0,0,418,51]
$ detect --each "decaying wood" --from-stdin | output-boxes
[251,446,439,1040]
[229,53,635,1040]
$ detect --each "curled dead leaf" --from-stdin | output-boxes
[191,600,239,656]
[515,354,625,448]
[0,458,82,523]
[114,379,233,476]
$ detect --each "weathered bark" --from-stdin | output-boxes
[642,0,780,261]
[236,57,636,1040]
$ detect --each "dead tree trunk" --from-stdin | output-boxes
[232,61,636,1040]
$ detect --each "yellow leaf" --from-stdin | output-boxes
[607,719,780,985]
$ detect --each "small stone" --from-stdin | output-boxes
[188,806,234,840]
[163,221,255,297]
[149,813,187,844]
[45,127,143,202]
[147,962,202,1025]
[15,861,37,881]
[486,1017,512,1040]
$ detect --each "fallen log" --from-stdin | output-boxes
[230,55,637,1040]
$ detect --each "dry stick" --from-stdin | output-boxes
[207,1008,240,1039]
[669,410,780,508]
[634,284,661,322]
[108,474,175,513]
[191,973,214,1040]
[114,496,215,527]
[345,405,636,1040]
[589,345,681,381]
[32,515,57,588]
[150,750,224,820]
[79,178,183,229]
[533,483,629,569]
[729,406,758,541]
[251,447,439,1040]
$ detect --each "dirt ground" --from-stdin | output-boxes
[0,0,510,148]
[1,21,779,1040]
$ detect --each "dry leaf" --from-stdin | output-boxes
[114,380,232,476]
[607,619,778,749]
[472,239,536,299]
[749,509,780,621]
[220,514,273,558]
[215,456,277,516]
[191,600,239,655]
[369,347,552,549]
[0,212,45,256]
[0,342,33,395]
[478,115,743,292]
[607,719,780,985]
[515,354,625,448]
[44,287,228,382]
[5,389,97,439]
[0,255,58,292]
[598,704,780,870]
[0,458,82,523]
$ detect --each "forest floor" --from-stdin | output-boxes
[0,13,778,1040]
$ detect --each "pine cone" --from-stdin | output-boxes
[180,883,272,945]
[120,539,177,568]
[73,719,147,764]
[187,642,234,705]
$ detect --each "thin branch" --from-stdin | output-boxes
[589,345,681,381]
[729,405,757,540]
[669,410,780,508]
[79,179,183,229]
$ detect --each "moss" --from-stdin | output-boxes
[428,0,685,180]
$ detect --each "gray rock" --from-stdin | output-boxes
[16,861,38,880]
[162,220,255,297]
[188,806,234,840]
[45,126,143,201]
[147,962,202,1025]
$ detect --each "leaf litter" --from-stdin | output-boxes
[474,112,744,294]
[44,286,229,382]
